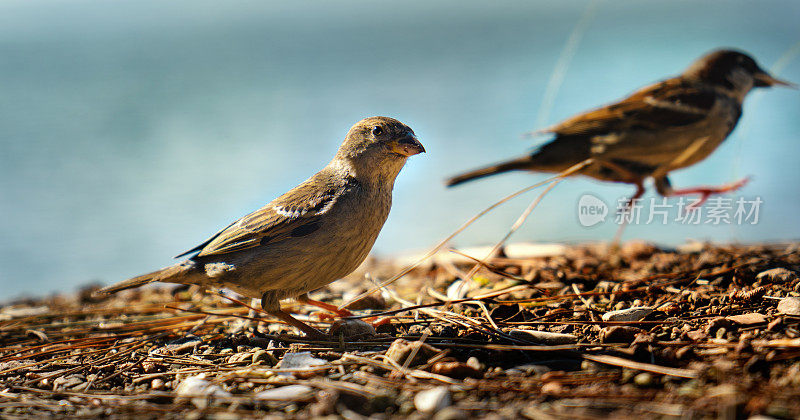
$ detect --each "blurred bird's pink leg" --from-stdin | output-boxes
[297,293,353,317]
[626,181,646,209]
[298,293,391,328]
[593,160,646,209]
[667,177,749,208]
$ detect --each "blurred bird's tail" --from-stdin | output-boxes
[445,157,532,187]
[95,263,194,295]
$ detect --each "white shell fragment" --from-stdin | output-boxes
[509,329,578,345]
[0,306,49,321]
[447,280,472,300]
[602,306,654,322]
[276,352,327,376]
[174,375,231,409]
[254,385,315,402]
[756,268,798,283]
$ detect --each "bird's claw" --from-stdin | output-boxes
[673,177,750,209]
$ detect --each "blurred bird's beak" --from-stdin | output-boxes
[390,135,425,156]
[753,71,796,88]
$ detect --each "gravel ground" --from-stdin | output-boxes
[1,241,799,419]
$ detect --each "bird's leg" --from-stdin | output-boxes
[297,293,353,319]
[663,177,749,209]
[297,293,392,328]
[261,292,327,339]
[625,181,646,210]
[594,159,646,210]
[267,310,328,339]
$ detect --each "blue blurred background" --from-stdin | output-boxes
[1,0,799,298]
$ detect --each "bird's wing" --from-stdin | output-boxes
[542,78,718,136]
[174,221,237,258]
[178,172,357,258]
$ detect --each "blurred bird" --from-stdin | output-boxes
[446,49,794,206]
[97,116,425,338]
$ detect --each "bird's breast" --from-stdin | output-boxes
[666,96,742,170]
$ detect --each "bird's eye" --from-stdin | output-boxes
[371,126,383,136]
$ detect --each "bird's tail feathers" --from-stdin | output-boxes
[445,157,533,187]
[95,263,191,295]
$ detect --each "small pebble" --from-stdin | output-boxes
[386,339,439,366]
[328,319,376,337]
[414,386,451,413]
[777,297,800,316]
[430,361,482,379]
[161,335,202,355]
[634,372,655,387]
[466,357,483,371]
[540,381,562,395]
[707,317,737,334]
[433,407,468,420]
[252,349,277,366]
[685,330,707,341]
[600,326,642,344]
[506,364,551,376]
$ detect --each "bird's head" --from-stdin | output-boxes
[334,116,424,183]
[684,49,795,99]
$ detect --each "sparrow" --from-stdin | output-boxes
[446,49,794,205]
[97,116,425,337]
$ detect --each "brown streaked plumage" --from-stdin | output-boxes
[98,116,425,338]
[446,49,794,205]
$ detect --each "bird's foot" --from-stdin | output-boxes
[297,294,392,333]
[309,312,338,322]
[362,316,392,327]
[265,309,329,339]
[305,305,391,330]
[298,294,353,316]
[618,181,646,214]
[298,294,354,321]
[668,177,750,209]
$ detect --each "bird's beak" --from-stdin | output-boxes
[753,71,796,88]
[389,135,425,157]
